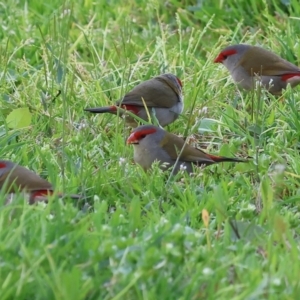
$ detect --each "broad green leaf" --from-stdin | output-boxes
[6,107,32,129]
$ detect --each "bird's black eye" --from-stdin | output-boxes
[140,134,146,139]
[223,55,228,60]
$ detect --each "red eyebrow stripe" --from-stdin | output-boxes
[222,49,237,57]
[134,128,156,140]
[214,49,237,63]
[281,73,300,81]
[127,128,157,144]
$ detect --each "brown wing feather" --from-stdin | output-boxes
[240,46,300,76]
[117,76,180,108]
[1,165,53,193]
[160,132,215,164]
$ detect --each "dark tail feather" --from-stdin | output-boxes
[208,154,249,164]
[65,194,82,200]
[84,106,117,114]
[57,193,82,200]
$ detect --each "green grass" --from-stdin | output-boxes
[1,0,300,299]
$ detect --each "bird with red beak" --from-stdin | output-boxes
[127,125,247,174]
[85,73,183,127]
[0,160,81,204]
[214,44,300,95]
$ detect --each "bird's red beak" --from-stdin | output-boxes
[126,133,138,145]
[214,54,223,63]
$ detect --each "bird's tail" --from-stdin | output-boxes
[84,106,117,114]
[208,154,248,164]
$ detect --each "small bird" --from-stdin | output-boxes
[85,73,183,127]
[126,125,247,174]
[214,44,300,95]
[0,160,80,204]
